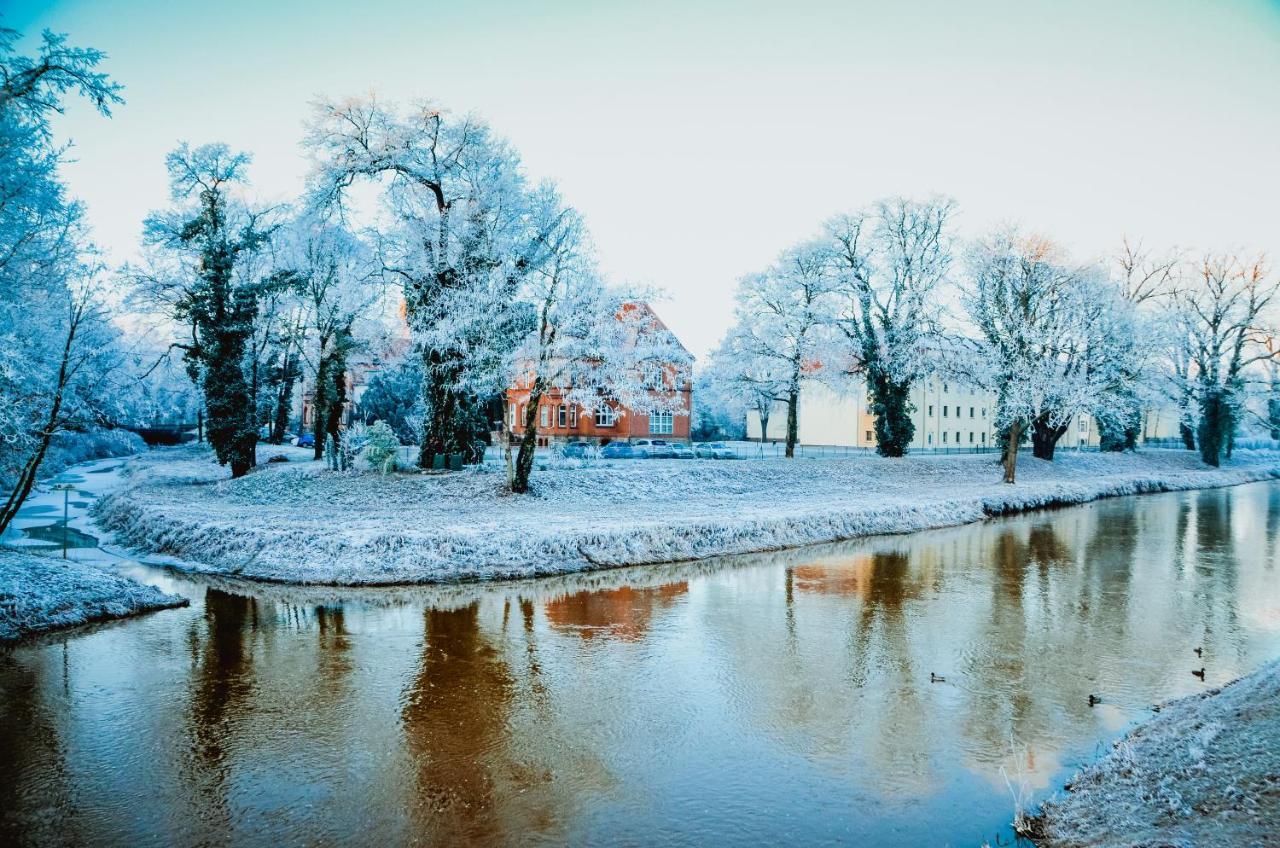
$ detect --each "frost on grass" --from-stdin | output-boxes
[94,445,1280,585]
[1031,659,1280,847]
[0,549,186,642]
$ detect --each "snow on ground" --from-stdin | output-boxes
[93,444,1280,585]
[0,549,186,642]
[1030,659,1280,847]
[1,455,188,642]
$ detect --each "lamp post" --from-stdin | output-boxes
[52,483,76,559]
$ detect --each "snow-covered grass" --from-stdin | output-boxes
[1030,659,1280,847]
[92,444,1280,586]
[0,548,186,642]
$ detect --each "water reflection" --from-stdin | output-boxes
[2,482,1279,846]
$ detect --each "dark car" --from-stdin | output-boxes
[600,442,635,459]
[295,433,315,448]
[561,441,592,459]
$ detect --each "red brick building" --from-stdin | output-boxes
[506,303,694,446]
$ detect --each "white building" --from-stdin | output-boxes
[746,376,1119,451]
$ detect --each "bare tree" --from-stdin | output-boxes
[825,197,955,457]
[1178,252,1279,466]
[730,241,841,458]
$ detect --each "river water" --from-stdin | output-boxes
[2,475,1279,846]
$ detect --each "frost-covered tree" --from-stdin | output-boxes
[505,188,689,492]
[279,218,382,459]
[143,144,283,478]
[825,197,954,457]
[1177,252,1279,466]
[1098,238,1181,452]
[304,96,571,466]
[359,357,423,445]
[0,25,123,526]
[730,241,841,458]
[703,325,791,449]
[963,229,1120,482]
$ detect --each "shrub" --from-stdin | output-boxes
[363,420,400,475]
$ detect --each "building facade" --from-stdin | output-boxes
[746,376,1119,451]
[506,303,694,446]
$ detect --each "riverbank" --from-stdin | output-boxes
[0,549,187,642]
[92,445,1280,585]
[1030,659,1280,846]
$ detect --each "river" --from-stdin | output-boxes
[2,470,1279,846]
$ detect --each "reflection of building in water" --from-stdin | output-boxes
[543,583,688,641]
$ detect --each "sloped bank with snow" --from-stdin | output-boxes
[1029,659,1280,847]
[93,446,1280,585]
[0,549,187,642]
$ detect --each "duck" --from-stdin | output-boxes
[1192,667,1206,680]
[930,672,946,683]
[1193,647,1203,658]
[1088,694,1101,707]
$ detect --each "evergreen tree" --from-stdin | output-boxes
[144,144,277,478]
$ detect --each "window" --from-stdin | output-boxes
[558,405,567,428]
[968,431,974,443]
[865,430,873,442]
[644,367,664,389]
[943,405,949,417]
[956,431,961,444]
[928,404,934,417]
[982,432,987,443]
[942,431,948,444]
[981,407,986,418]
[943,383,949,392]
[596,406,616,427]
[569,406,578,428]
[540,406,549,428]
[509,403,516,426]
[649,410,673,435]
[927,433,933,445]
[519,405,527,426]
[969,406,975,418]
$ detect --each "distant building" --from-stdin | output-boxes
[746,375,1185,450]
[747,376,1002,450]
[506,303,694,446]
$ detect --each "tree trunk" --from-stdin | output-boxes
[512,382,544,494]
[785,389,799,458]
[312,352,331,461]
[0,312,81,533]
[1179,421,1195,451]
[1030,414,1068,461]
[1198,388,1229,467]
[197,408,204,443]
[1002,420,1023,484]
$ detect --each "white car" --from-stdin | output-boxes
[695,441,737,459]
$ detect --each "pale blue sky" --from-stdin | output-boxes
[8,0,1280,358]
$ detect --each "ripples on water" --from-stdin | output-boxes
[2,482,1279,846]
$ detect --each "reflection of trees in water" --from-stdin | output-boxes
[702,548,940,796]
[1187,489,1241,659]
[0,650,85,845]
[956,515,1101,789]
[400,601,611,846]
[179,588,260,835]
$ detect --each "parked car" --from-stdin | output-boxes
[561,441,593,459]
[637,439,675,458]
[295,433,315,449]
[670,443,695,459]
[695,441,736,459]
[600,442,635,459]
